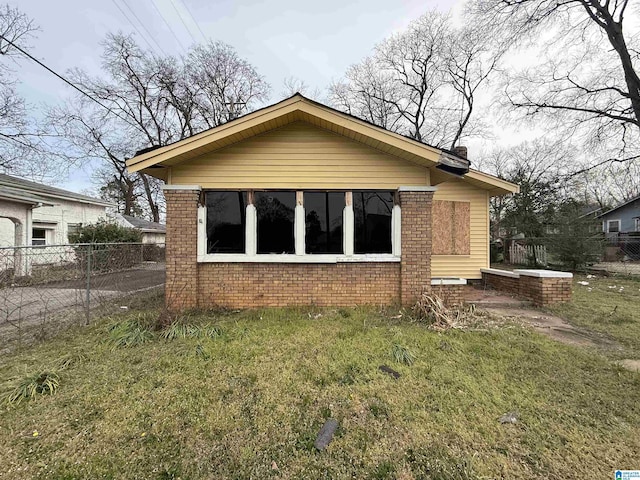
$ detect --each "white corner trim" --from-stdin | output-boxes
[343,205,354,256]
[197,205,206,257]
[480,268,520,279]
[295,204,305,255]
[162,184,202,191]
[398,186,438,192]
[431,277,467,285]
[245,204,257,256]
[392,204,401,257]
[514,269,573,279]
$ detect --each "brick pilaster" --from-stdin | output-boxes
[399,188,435,306]
[164,187,201,310]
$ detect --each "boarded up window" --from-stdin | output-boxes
[432,200,470,255]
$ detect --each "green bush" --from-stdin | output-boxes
[68,220,142,244]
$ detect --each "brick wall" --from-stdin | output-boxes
[519,276,572,306]
[431,284,465,307]
[197,262,400,308]
[164,188,200,310]
[399,190,434,305]
[482,272,519,294]
[481,269,572,306]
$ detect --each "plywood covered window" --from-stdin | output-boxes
[206,191,247,253]
[432,200,470,255]
[353,191,394,254]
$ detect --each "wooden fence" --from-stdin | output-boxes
[508,243,548,266]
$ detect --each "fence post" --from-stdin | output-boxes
[85,244,92,325]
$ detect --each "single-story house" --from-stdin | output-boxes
[126,94,519,310]
[112,213,166,244]
[0,174,114,248]
[598,194,640,234]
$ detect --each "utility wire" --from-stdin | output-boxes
[0,34,145,134]
[120,0,167,56]
[178,0,207,42]
[148,0,187,52]
[111,0,157,54]
[168,0,198,45]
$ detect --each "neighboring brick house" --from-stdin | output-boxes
[126,94,519,310]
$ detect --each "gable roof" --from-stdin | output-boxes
[119,214,166,233]
[0,174,114,207]
[126,93,518,196]
[597,194,640,218]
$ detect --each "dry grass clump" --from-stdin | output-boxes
[2,371,60,405]
[412,293,480,330]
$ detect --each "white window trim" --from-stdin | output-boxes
[635,217,640,232]
[197,191,401,263]
[607,219,621,233]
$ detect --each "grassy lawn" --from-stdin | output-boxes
[548,273,640,359]
[1,303,639,479]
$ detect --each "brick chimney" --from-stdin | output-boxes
[452,145,467,159]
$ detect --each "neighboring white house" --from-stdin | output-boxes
[111,213,166,244]
[0,174,114,247]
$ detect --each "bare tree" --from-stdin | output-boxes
[280,76,323,101]
[0,4,40,173]
[470,0,640,168]
[49,34,270,221]
[329,10,503,148]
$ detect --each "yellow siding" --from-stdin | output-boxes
[431,180,489,279]
[170,121,429,189]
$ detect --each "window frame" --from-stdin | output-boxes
[607,219,621,233]
[197,189,402,263]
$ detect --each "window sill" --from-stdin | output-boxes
[197,254,401,264]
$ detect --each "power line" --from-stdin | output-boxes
[0,34,145,134]
[120,0,167,55]
[168,0,198,45]
[148,0,187,53]
[111,0,158,54]
[178,0,207,42]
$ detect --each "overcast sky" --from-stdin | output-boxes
[9,0,463,194]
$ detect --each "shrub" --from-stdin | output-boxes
[68,220,142,244]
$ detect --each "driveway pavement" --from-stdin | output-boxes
[0,263,165,353]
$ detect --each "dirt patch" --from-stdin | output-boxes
[619,359,640,372]
[481,306,619,349]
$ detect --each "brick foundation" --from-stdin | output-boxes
[481,268,572,306]
[431,284,465,306]
[197,262,400,308]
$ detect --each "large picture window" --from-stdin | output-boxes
[255,191,296,254]
[206,191,247,253]
[305,192,344,254]
[353,191,394,254]
[201,189,400,261]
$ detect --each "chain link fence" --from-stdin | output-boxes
[0,243,165,354]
